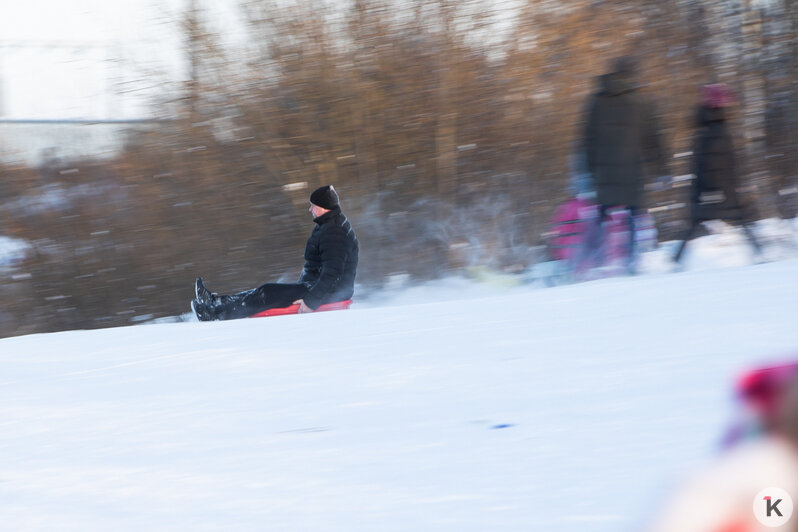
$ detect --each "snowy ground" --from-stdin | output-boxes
[1,220,797,531]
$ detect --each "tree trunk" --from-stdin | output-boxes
[740,0,779,218]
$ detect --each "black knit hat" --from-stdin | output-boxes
[309,185,339,210]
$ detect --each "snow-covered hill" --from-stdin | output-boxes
[1,226,798,532]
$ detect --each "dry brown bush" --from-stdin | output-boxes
[1,0,797,337]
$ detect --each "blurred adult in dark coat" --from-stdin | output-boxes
[581,56,667,272]
[672,84,762,264]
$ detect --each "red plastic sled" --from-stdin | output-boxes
[249,299,353,318]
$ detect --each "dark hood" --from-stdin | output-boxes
[696,105,726,126]
[601,71,638,96]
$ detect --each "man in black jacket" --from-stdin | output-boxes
[581,56,667,273]
[191,185,359,321]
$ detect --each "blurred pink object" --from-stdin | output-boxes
[738,362,798,425]
[722,361,798,448]
[548,197,596,262]
[702,84,734,108]
[547,198,656,277]
[548,199,632,264]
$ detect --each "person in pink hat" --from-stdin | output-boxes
[672,84,763,265]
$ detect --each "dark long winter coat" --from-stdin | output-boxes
[299,206,359,310]
[689,105,751,222]
[583,73,666,207]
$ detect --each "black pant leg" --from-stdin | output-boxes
[578,204,609,266]
[741,223,763,256]
[626,206,638,272]
[216,283,308,320]
[673,220,701,263]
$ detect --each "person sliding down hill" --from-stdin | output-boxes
[191,185,359,321]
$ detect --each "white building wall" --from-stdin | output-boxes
[0,120,162,166]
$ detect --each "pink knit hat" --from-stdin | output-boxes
[701,84,734,108]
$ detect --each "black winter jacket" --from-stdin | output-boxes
[690,106,750,222]
[299,206,359,309]
[583,72,666,207]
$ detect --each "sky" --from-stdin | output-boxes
[0,0,191,119]
[0,0,523,120]
[1,225,797,531]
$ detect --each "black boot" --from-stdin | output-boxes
[195,277,221,306]
[191,299,216,322]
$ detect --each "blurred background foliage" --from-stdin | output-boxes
[1,0,798,337]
